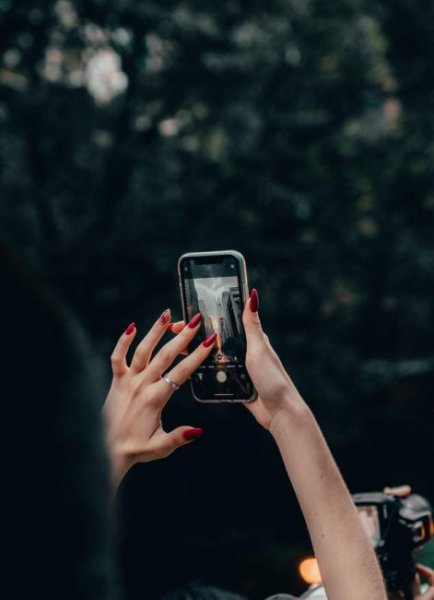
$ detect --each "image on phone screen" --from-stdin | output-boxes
[180,255,254,401]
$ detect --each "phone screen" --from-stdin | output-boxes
[180,254,254,401]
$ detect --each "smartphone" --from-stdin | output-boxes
[178,250,257,403]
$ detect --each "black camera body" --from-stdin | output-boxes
[352,492,433,596]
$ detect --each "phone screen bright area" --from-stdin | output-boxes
[180,255,254,401]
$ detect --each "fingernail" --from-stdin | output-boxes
[167,322,174,331]
[183,427,203,441]
[250,289,259,312]
[125,322,136,335]
[188,312,202,329]
[159,309,170,324]
[203,332,217,348]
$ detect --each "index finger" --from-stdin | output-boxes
[145,313,203,380]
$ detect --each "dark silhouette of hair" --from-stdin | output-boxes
[3,243,115,599]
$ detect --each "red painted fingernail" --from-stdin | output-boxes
[183,427,203,441]
[159,309,170,324]
[125,322,136,335]
[203,332,217,348]
[188,312,202,329]
[249,289,259,312]
[167,322,174,331]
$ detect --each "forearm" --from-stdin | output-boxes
[270,403,386,600]
[103,409,132,495]
[109,446,131,494]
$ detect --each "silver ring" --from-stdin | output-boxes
[163,373,180,391]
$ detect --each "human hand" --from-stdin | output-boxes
[384,484,412,498]
[103,309,216,490]
[242,289,307,431]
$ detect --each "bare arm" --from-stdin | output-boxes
[243,290,387,600]
[271,407,385,600]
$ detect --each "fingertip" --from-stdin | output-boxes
[125,322,136,335]
[202,332,217,348]
[183,427,203,441]
[159,308,171,325]
[188,312,202,329]
[243,290,260,324]
[111,321,136,374]
[249,289,259,313]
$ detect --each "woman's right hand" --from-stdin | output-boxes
[242,289,307,431]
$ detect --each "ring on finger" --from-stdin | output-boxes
[163,373,180,392]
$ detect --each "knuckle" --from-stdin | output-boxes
[110,353,120,367]
[173,365,188,384]
[158,447,174,459]
[133,345,145,360]
[147,387,165,406]
[158,345,174,364]
[132,350,146,369]
[247,342,265,359]
[245,354,254,367]
[185,351,204,369]
[274,380,289,396]
[245,356,257,373]
[179,327,194,343]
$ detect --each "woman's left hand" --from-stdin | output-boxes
[103,309,216,490]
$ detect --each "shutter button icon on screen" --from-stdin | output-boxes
[216,371,227,383]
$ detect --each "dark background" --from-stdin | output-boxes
[2,1,434,598]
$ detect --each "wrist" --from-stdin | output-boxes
[109,443,134,491]
[269,396,312,439]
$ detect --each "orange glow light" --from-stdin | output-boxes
[299,557,322,585]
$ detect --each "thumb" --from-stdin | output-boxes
[242,289,265,347]
[158,426,203,456]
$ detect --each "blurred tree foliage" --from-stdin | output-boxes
[2,1,434,598]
